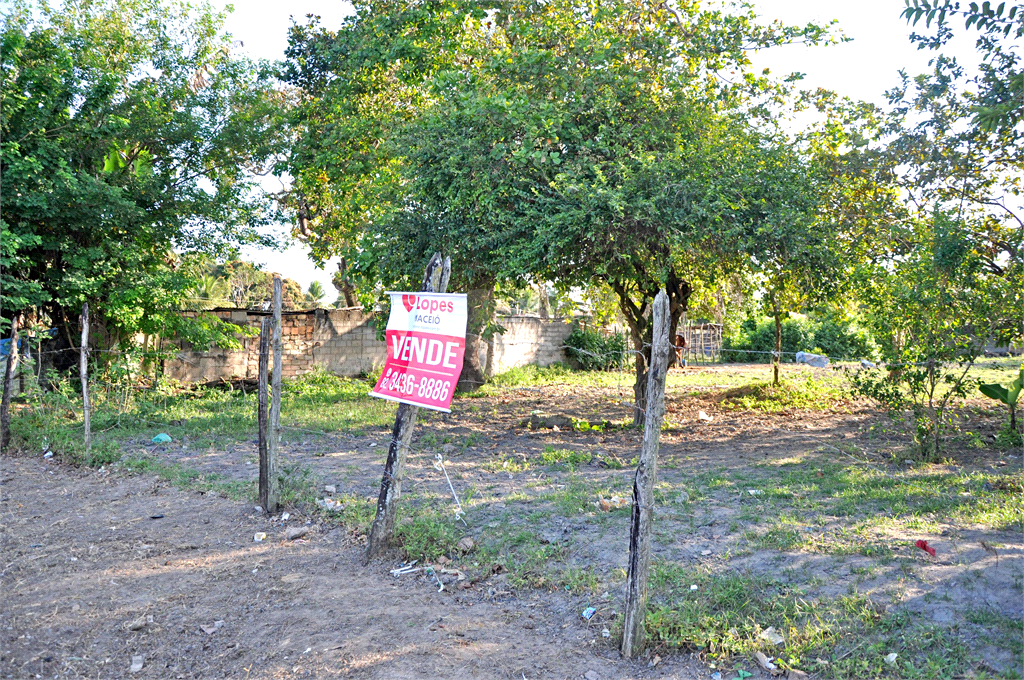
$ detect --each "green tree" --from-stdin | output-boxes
[852,211,1018,459]
[0,0,284,355]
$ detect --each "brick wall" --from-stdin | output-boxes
[163,309,575,384]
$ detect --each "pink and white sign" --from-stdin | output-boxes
[369,292,467,412]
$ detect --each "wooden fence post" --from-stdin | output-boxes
[621,289,670,658]
[0,314,21,451]
[365,253,450,563]
[262,277,283,514]
[257,315,272,512]
[80,305,91,452]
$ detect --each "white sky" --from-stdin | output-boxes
[218,0,982,296]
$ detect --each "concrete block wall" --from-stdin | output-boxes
[489,316,574,375]
[164,309,577,384]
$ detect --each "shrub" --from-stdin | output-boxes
[565,326,627,371]
[722,315,879,363]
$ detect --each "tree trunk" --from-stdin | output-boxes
[665,273,691,369]
[1,315,21,451]
[772,294,782,387]
[537,284,551,319]
[457,284,495,392]
[612,275,691,426]
[80,306,91,452]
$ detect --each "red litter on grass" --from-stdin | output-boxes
[916,539,936,557]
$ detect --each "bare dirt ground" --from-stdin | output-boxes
[2,364,1022,679]
[0,455,710,680]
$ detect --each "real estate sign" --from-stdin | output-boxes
[369,292,468,412]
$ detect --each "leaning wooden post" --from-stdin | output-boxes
[364,253,450,563]
[262,277,283,513]
[257,316,272,511]
[79,305,91,452]
[0,314,21,451]
[621,289,670,658]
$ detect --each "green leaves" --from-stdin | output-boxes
[979,366,1023,407]
[2,0,284,346]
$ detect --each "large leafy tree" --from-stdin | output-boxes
[0,0,284,358]
[283,0,837,411]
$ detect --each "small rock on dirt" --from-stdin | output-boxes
[286,527,309,540]
[129,655,144,673]
[442,443,457,455]
[457,537,475,553]
[584,671,600,680]
[324,485,336,494]
[787,670,809,680]
[126,616,146,631]
[675,491,689,503]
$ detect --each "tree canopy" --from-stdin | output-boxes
[0,0,284,352]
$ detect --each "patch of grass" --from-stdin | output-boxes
[394,506,463,562]
[540,446,592,469]
[719,376,847,413]
[120,455,254,501]
[646,564,989,679]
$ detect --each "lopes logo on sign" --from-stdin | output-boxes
[370,292,468,412]
[402,294,455,314]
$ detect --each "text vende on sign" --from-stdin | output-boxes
[369,292,468,412]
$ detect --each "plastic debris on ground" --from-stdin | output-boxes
[860,359,876,368]
[317,497,345,512]
[253,532,267,543]
[596,495,630,511]
[700,549,713,556]
[281,512,290,521]
[602,628,610,638]
[43,451,53,459]
[795,351,830,368]
[915,539,936,556]
[754,651,778,672]
[698,410,713,422]
[581,607,597,620]
[710,673,722,680]
[129,655,145,673]
[151,433,172,443]
[690,584,698,591]
[759,626,785,645]
[884,652,898,666]
[747,489,764,496]
[324,485,336,494]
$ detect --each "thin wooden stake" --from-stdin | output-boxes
[257,315,272,512]
[0,314,21,451]
[79,305,91,452]
[365,253,450,564]
[621,289,670,658]
[263,277,283,513]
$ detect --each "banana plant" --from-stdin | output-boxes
[979,365,1023,431]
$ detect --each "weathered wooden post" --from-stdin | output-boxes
[260,277,283,513]
[80,305,91,452]
[0,314,21,451]
[621,289,670,658]
[365,253,450,563]
[257,315,272,511]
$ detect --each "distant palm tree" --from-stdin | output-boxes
[306,280,325,307]
[187,275,229,309]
